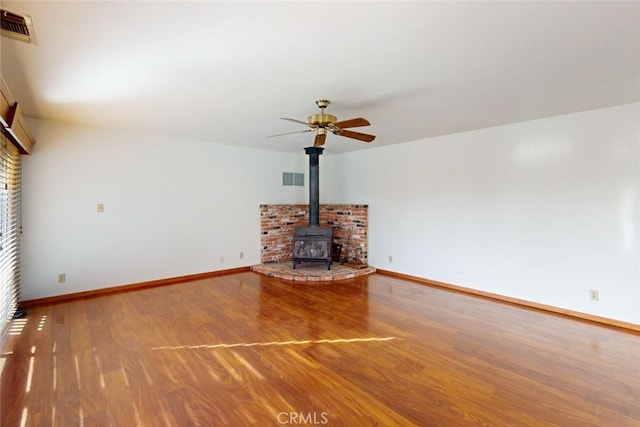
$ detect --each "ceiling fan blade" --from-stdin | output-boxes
[314,133,327,147]
[267,129,313,138]
[336,129,376,143]
[280,117,311,126]
[333,117,370,128]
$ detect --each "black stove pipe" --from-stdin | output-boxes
[304,146,324,226]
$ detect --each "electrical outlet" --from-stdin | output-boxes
[589,289,599,301]
[458,265,464,273]
[240,252,244,259]
[388,255,393,263]
[97,203,104,213]
[220,256,224,263]
[57,273,66,283]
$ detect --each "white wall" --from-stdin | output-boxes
[21,105,640,325]
[20,119,308,300]
[324,103,640,325]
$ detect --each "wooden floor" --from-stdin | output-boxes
[1,272,639,426]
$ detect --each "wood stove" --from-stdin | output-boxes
[292,146,334,270]
[292,225,334,270]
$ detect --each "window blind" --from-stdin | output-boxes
[0,134,21,334]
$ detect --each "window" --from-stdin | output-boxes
[0,134,21,334]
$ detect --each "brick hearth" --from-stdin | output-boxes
[252,262,375,282]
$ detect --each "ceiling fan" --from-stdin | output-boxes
[268,99,375,147]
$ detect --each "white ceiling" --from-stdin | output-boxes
[1,1,639,154]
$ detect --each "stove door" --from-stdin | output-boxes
[293,240,329,259]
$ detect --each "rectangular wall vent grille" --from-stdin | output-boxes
[282,172,304,187]
[1,9,33,43]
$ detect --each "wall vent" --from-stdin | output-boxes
[282,172,304,187]
[1,9,33,43]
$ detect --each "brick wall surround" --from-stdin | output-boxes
[260,204,368,264]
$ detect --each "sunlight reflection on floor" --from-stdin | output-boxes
[152,336,395,351]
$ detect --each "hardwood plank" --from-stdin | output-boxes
[1,272,639,426]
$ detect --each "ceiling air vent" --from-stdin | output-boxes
[1,9,33,43]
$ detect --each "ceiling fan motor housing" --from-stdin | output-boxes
[308,113,337,127]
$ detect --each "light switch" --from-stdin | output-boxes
[97,203,104,213]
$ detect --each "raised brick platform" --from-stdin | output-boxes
[252,262,375,282]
